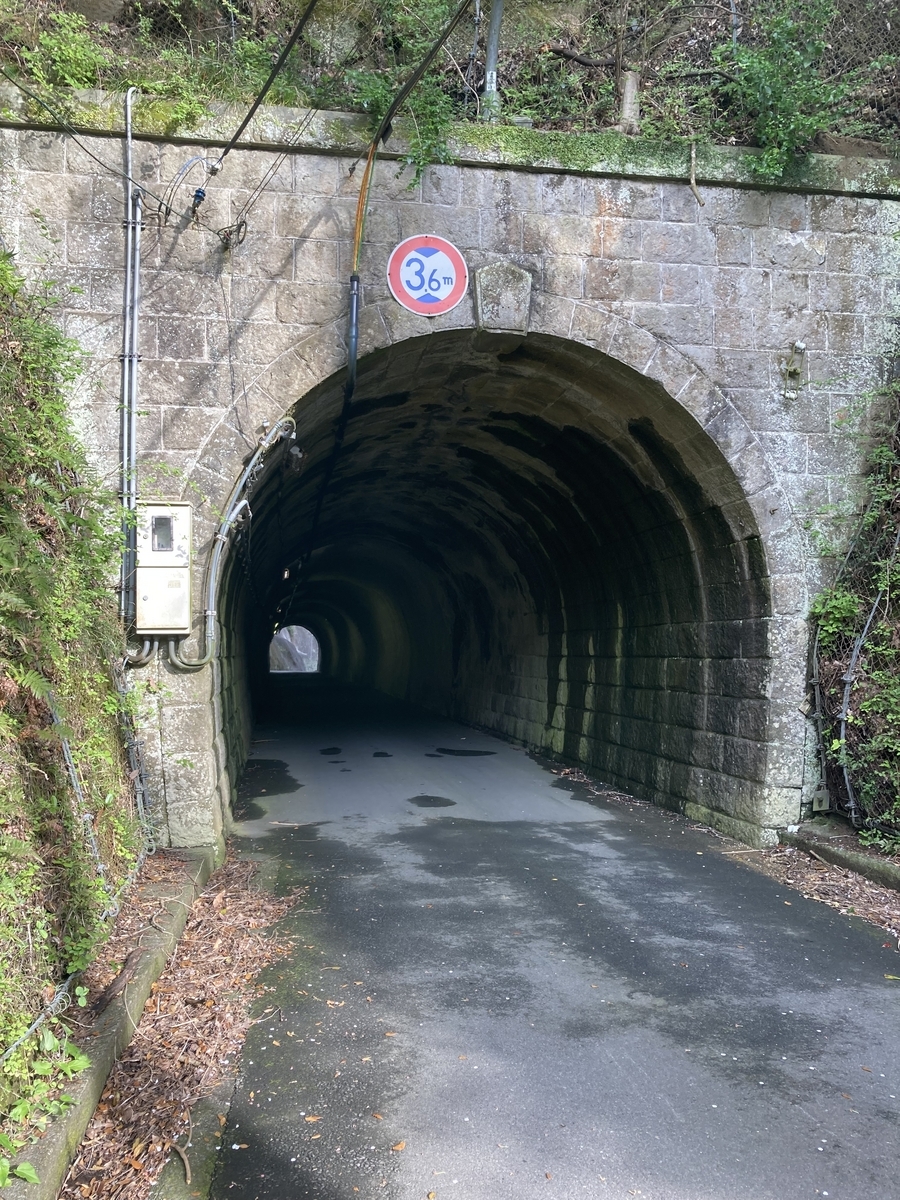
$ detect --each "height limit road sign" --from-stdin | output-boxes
[386,235,469,316]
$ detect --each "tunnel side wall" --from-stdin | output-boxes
[251,348,776,834]
[1,116,897,846]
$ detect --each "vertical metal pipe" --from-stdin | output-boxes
[120,87,144,630]
[124,189,143,629]
[119,88,137,620]
[128,190,142,517]
[345,274,360,403]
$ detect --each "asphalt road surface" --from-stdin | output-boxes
[212,683,899,1200]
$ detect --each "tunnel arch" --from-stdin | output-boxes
[216,326,788,835]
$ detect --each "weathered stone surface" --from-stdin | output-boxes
[474,261,533,333]
[0,113,895,848]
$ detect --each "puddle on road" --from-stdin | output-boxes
[373,751,393,757]
[319,746,341,754]
[235,758,304,818]
[435,747,496,757]
[408,795,457,807]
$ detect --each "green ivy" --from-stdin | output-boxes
[809,587,860,651]
[0,252,136,1141]
[1,0,895,164]
[810,383,900,837]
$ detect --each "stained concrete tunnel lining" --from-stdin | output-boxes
[217,329,772,818]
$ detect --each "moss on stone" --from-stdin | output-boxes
[6,86,900,197]
[457,123,689,176]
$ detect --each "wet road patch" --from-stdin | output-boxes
[435,746,496,756]
[236,759,304,820]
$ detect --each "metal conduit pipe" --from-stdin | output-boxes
[128,190,143,532]
[168,419,297,671]
[120,89,158,670]
[119,86,137,623]
[125,638,157,668]
[345,274,360,402]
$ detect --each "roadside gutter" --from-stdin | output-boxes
[5,848,217,1200]
[780,824,900,894]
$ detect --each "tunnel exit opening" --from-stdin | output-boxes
[269,625,320,673]
[218,329,772,825]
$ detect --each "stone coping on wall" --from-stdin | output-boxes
[1,85,898,200]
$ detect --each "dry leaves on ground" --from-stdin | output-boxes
[59,852,300,1200]
[747,846,900,947]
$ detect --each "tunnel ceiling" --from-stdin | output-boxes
[222,330,772,814]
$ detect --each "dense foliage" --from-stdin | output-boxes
[811,388,900,847]
[0,0,896,177]
[0,253,137,1176]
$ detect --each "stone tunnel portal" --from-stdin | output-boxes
[219,329,772,827]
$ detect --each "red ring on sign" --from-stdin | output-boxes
[386,235,469,316]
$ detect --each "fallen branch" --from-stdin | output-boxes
[541,42,615,69]
[170,1140,191,1186]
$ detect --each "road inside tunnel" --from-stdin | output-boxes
[211,681,899,1200]
[219,329,777,836]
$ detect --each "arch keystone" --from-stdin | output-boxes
[475,262,534,334]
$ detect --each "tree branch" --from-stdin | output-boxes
[541,43,616,70]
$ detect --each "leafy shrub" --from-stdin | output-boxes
[21,12,108,90]
[713,0,848,176]
[809,587,860,650]
[0,253,136,1140]
[810,387,900,835]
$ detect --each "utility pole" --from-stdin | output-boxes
[481,0,504,121]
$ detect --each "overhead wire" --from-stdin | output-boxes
[0,64,229,244]
[349,0,475,278]
[230,108,317,223]
[276,0,475,628]
[214,106,320,248]
[209,0,321,173]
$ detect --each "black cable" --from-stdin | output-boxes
[0,65,226,243]
[211,0,321,171]
[371,0,474,146]
[279,0,474,619]
[228,109,318,232]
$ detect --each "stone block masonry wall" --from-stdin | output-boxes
[0,108,896,847]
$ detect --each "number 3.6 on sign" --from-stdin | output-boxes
[387,235,469,318]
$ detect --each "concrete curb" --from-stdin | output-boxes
[780,830,900,893]
[7,848,217,1200]
[154,1079,236,1200]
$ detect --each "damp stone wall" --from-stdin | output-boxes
[0,96,897,847]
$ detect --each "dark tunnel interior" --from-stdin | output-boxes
[218,330,772,818]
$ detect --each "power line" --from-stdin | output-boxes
[0,65,227,244]
[277,0,476,626]
[226,107,319,237]
[349,0,474,275]
[210,0,321,172]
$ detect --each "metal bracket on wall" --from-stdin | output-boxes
[781,341,807,402]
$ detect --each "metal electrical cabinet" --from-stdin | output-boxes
[134,504,193,635]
